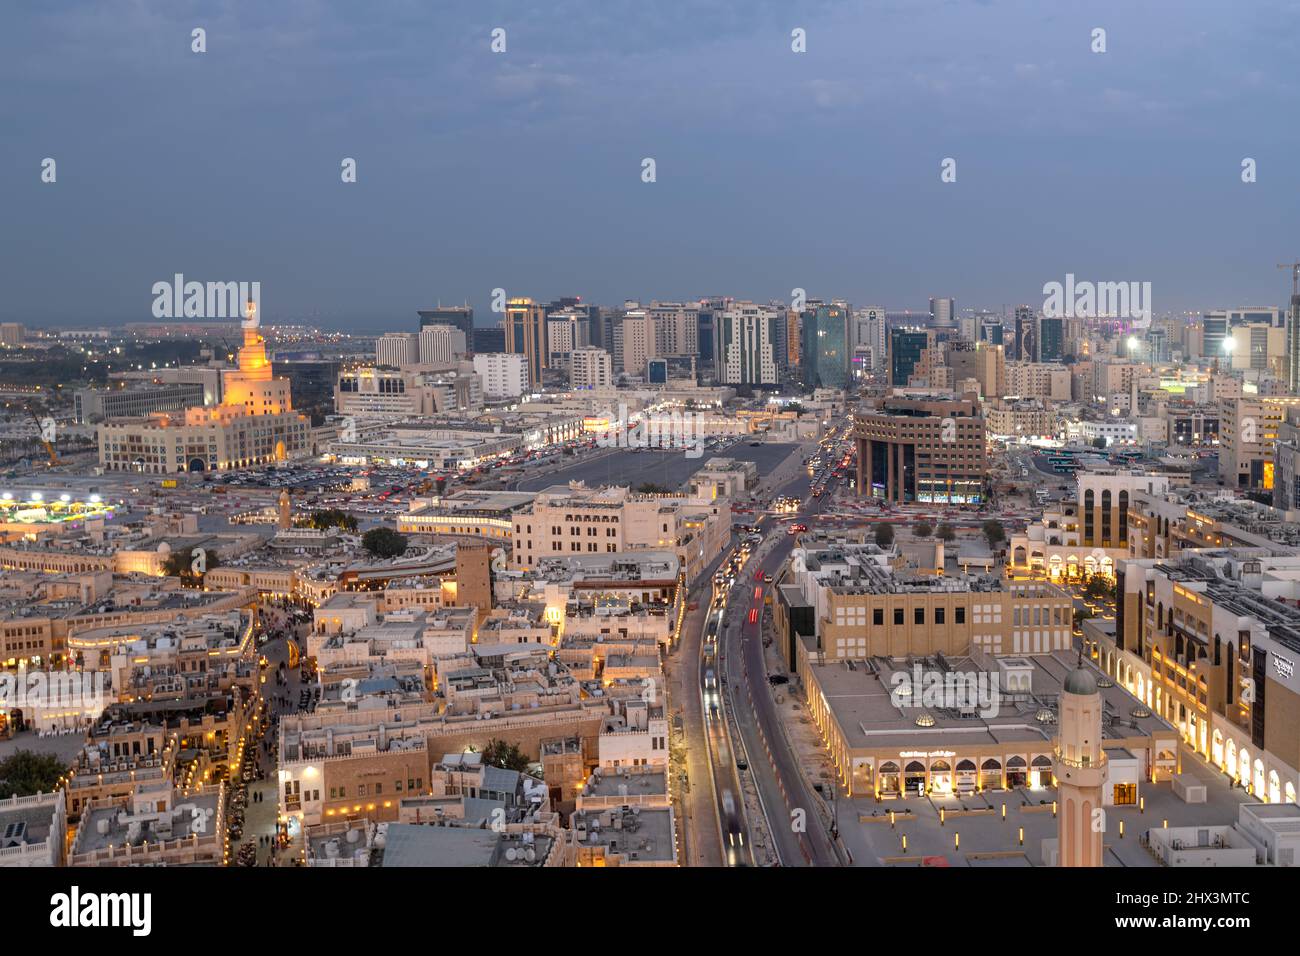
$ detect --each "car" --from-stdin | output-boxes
[763,573,773,584]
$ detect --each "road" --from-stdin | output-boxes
[689,430,849,866]
[700,609,755,866]
[719,505,840,866]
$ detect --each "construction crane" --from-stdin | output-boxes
[1278,261,1300,299]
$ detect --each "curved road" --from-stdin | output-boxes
[701,462,842,866]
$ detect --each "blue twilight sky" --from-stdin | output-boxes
[2,0,1300,331]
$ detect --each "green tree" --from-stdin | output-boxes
[874,522,895,549]
[361,527,408,559]
[480,738,530,772]
[914,521,933,538]
[636,482,672,495]
[1084,575,1117,603]
[1092,436,1108,450]
[982,519,1006,549]
[935,523,957,543]
[0,750,67,798]
[298,508,357,533]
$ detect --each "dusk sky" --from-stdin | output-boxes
[4,0,1300,329]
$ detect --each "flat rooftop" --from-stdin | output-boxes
[376,823,552,867]
[809,649,1175,752]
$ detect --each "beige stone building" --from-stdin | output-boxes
[98,322,309,474]
[510,483,727,585]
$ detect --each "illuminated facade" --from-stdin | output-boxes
[98,318,309,474]
[1103,553,1300,807]
[853,395,986,505]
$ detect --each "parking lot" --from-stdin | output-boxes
[516,438,796,493]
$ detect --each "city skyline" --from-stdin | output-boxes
[1,0,1297,909]
[6,1,1300,328]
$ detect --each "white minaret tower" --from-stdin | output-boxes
[1053,658,1106,866]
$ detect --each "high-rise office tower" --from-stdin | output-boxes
[785,309,801,368]
[978,317,1005,347]
[929,297,955,328]
[715,303,778,385]
[621,310,654,376]
[801,304,849,389]
[854,307,888,372]
[417,305,474,338]
[1290,295,1300,393]
[1037,315,1065,363]
[376,332,419,368]
[504,297,548,388]
[1014,306,1037,362]
[1146,327,1171,363]
[696,308,716,366]
[546,309,591,366]
[1202,311,1230,362]
[888,328,931,387]
[472,325,506,354]
[647,302,701,357]
[418,324,467,365]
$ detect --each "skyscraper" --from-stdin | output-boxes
[621,310,654,376]
[978,317,1005,347]
[1014,306,1037,362]
[696,308,716,366]
[472,325,506,354]
[715,303,778,385]
[418,324,467,365]
[376,332,418,367]
[785,309,801,368]
[1037,315,1065,362]
[888,328,930,387]
[1202,311,1230,362]
[1289,295,1300,394]
[801,304,849,389]
[417,305,474,338]
[929,297,955,328]
[546,309,591,366]
[504,297,548,388]
[854,307,887,372]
